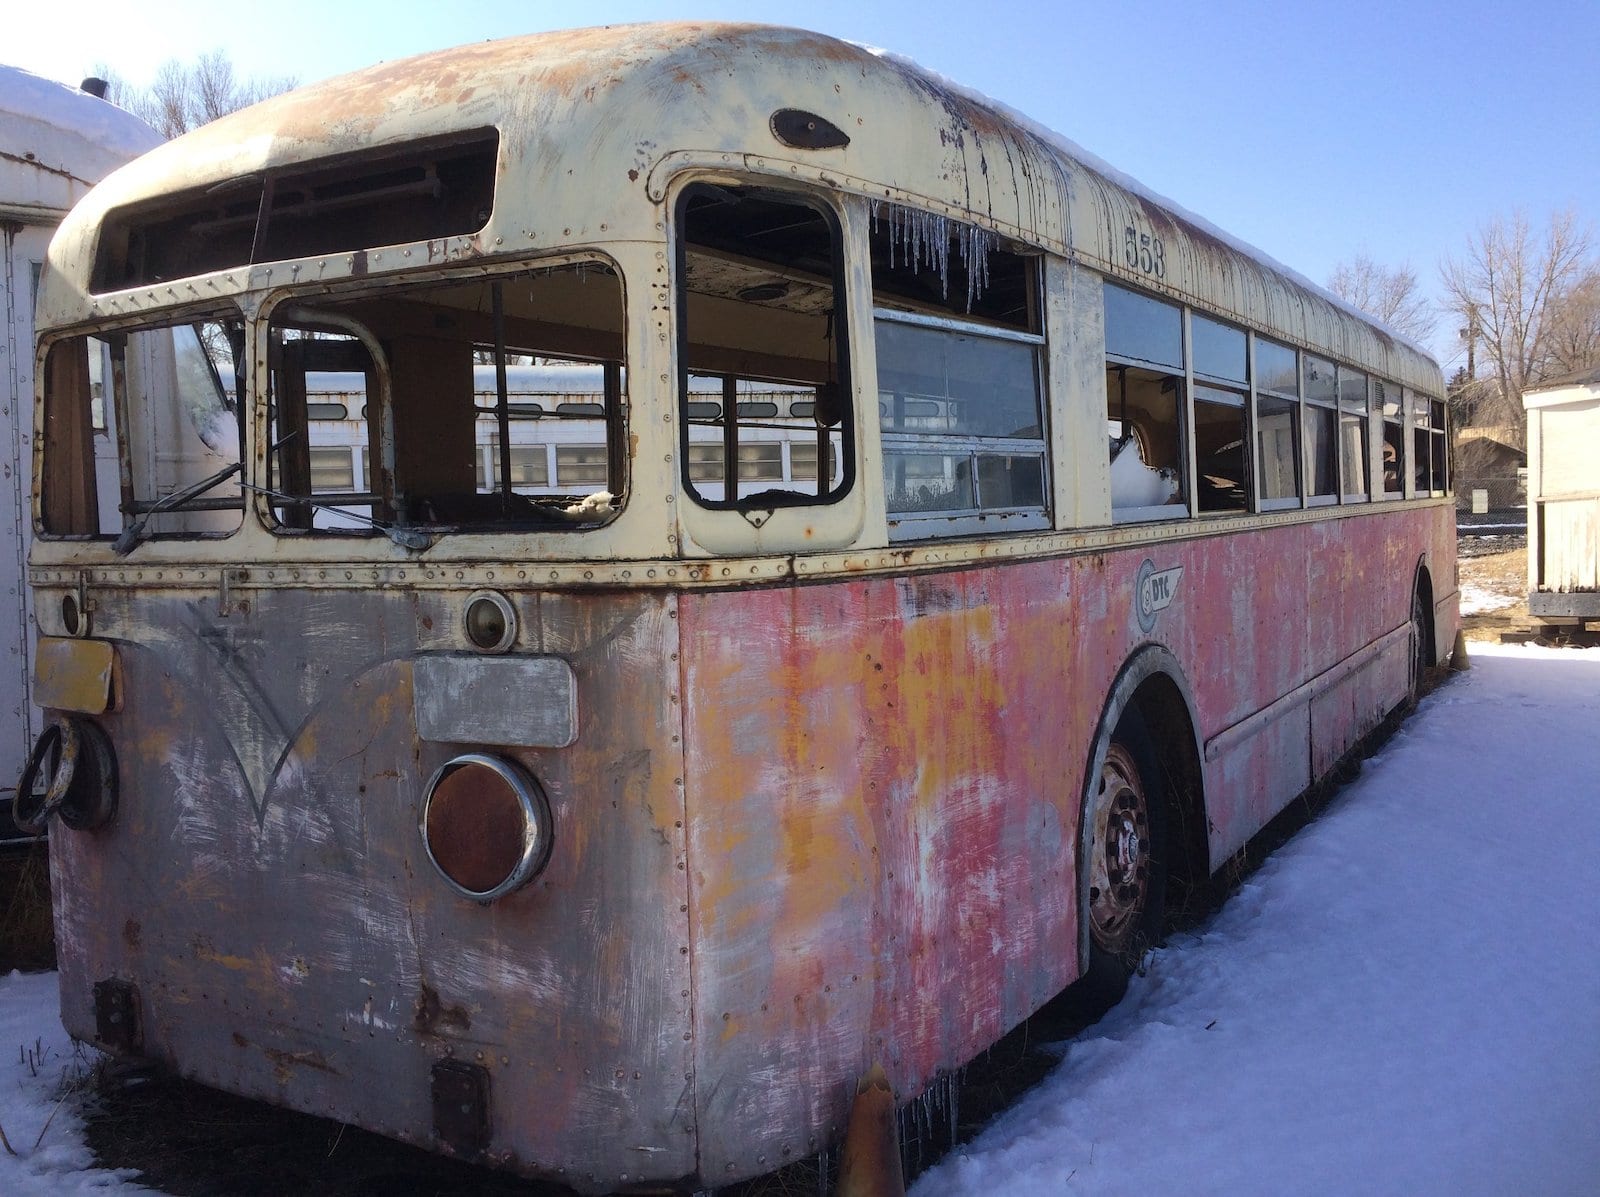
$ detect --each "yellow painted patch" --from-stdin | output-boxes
[33,637,115,714]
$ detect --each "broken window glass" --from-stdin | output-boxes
[266,260,626,536]
[40,318,245,543]
[1107,365,1185,518]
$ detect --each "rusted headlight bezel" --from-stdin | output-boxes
[462,591,516,654]
[419,753,552,902]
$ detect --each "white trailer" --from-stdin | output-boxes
[1524,365,1600,631]
[1,65,158,838]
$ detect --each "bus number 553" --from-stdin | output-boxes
[1125,225,1166,278]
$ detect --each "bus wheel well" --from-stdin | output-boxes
[1124,674,1208,913]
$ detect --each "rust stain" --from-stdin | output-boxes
[413,982,473,1035]
[263,1046,340,1080]
[122,919,141,949]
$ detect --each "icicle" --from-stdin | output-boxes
[874,200,995,311]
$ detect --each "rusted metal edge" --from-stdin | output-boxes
[29,500,1456,594]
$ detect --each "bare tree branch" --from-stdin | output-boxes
[1440,210,1598,439]
[93,51,296,138]
[1326,253,1436,344]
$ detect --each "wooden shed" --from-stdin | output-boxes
[1525,365,1600,626]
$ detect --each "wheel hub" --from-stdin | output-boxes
[1089,742,1151,954]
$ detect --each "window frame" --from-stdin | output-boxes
[259,255,628,538]
[877,305,1051,540]
[1105,281,1190,524]
[673,181,856,514]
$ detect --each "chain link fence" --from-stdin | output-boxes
[1454,474,1525,515]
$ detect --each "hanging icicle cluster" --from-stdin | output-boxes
[871,200,998,313]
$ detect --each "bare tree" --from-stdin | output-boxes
[1541,268,1600,380]
[93,52,296,139]
[1326,253,1436,344]
[1440,210,1598,437]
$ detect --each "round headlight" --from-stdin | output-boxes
[420,754,552,902]
[462,591,516,654]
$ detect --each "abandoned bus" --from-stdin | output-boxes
[25,23,1456,1193]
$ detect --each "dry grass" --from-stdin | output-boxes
[0,843,56,973]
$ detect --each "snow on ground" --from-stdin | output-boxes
[1459,583,1517,615]
[1,645,1597,1196]
[915,642,1600,1197]
[0,970,141,1194]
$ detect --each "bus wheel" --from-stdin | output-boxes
[1080,710,1165,1009]
[1408,586,1429,707]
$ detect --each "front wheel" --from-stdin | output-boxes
[1077,709,1166,1011]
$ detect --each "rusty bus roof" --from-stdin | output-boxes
[41,21,1441,394]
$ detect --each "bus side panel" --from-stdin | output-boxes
[49,587,695,1188]
[1309,514,1392,780]
[1192,506,1455,861]
[1165,522,1313,862]
[679,561,1114,1176]
[1170,521,1311,732]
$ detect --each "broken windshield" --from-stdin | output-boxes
[40,317,245,540]
[264,260,627,537]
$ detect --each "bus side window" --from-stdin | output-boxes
[869,206,1049,540]
[1375,379,1404,498]
[1103,279,1186,521]
[1106,366,1183,513]
[1254,337,1301,508]
[1190,314,1250,515]
[675,184,852,509]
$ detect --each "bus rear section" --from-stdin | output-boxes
[41,580,700,1190]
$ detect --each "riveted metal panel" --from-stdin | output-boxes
[50,585,693,1194]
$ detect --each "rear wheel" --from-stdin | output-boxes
[1408,585,1429,707]
[1078,709,1166,1010]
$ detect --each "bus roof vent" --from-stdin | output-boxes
[91,129,499,292]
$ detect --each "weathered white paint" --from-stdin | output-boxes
[1523,370,1600,605]
[1,66,158,812]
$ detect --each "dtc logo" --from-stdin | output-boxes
[1135,559,1184,634]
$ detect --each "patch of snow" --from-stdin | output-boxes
[0,971,141,1195]
[1459,583,1516,615]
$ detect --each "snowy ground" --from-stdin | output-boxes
[3,643,1598,1196]
[1458,583,1517,615]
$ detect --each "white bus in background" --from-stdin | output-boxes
[299,364,841,526]
[0,66,160,840]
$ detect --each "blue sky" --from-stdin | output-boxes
[9,0,1598,368]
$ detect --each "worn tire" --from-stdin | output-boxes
[1075,706,1167,1014]
[1407,584,1430,708]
